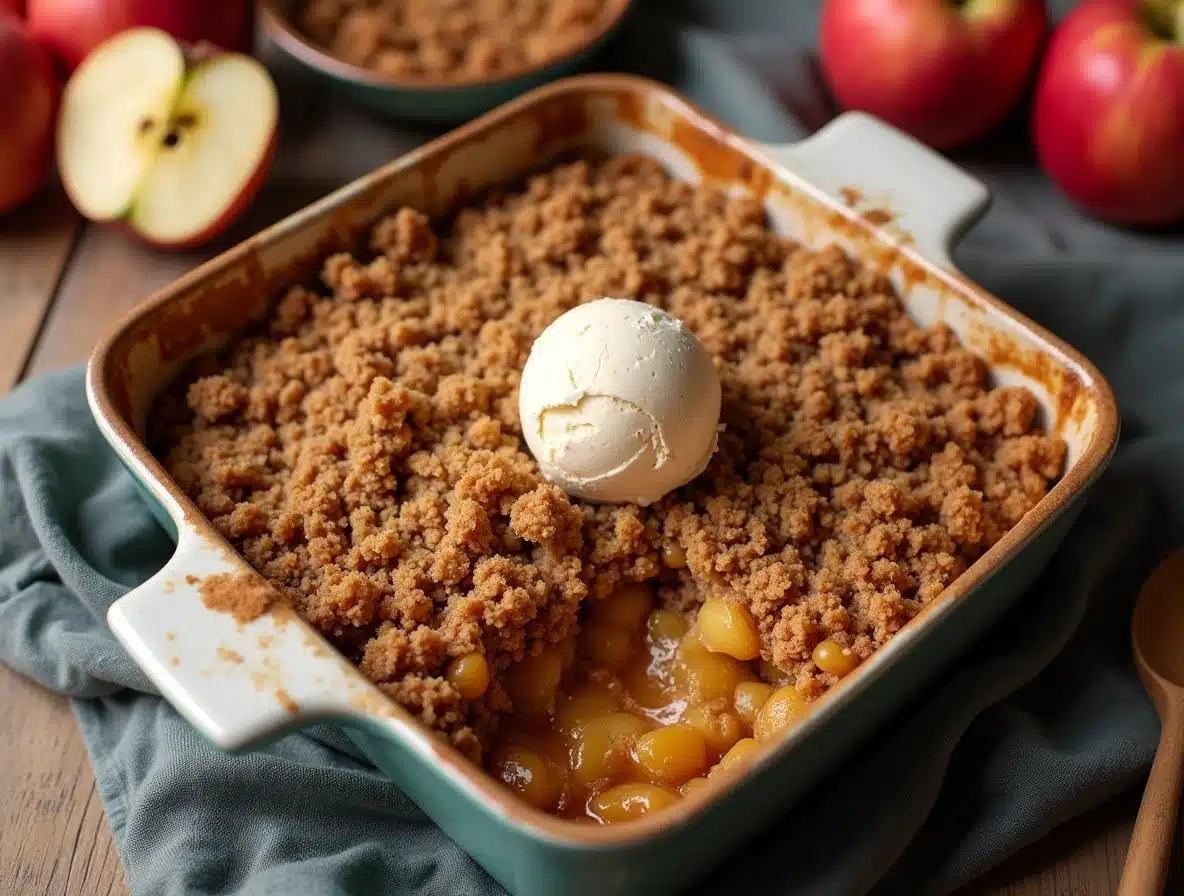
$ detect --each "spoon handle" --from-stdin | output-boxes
[1118,709,1184,896]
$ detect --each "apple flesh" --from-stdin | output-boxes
[57,27,278,248]
[820,0,1048,149]
[28,0,252,72]
[0,14,58,214]
[1034,0,1184,227]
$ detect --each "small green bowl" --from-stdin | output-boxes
[259,0,635,125]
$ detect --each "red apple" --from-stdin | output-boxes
[56,27,277,248]
[27,0,252,72]
[0,14,58,214]
[1034,0,1184,227]
[820,0,1048,149]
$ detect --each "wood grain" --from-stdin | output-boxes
[1119,718,1184,895]
[19,176,356,382]
[21,224,203,381]
[960,788,1184,896]
[0,668,125,896]
[0,184,80,396]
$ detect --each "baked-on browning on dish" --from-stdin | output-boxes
[152,155,1064,817]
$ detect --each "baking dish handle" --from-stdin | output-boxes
[755,111,990,268]
[107,526,383,751]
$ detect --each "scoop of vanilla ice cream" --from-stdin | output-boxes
[518,298,721,506]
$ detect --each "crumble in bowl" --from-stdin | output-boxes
[293,0,622,81]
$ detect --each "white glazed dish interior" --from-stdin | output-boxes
[87,74,1117,847]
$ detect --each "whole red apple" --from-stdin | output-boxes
[820,0,1048,149]
[1034,0,1184,226]
[27,0,253,72]
[0,14,58,214]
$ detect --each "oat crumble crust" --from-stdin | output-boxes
[153,156,1066,760]
[295,0,612,80]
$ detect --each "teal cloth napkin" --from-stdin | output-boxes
[3,2,1182,894]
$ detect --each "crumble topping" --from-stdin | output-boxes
[155,156,1064,760]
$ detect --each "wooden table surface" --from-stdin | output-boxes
[0,86,1178,896]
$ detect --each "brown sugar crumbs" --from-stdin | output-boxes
[275,688,301,715]
[199,572,274,624]
[294,0,617,81]
[154,156,1065,761]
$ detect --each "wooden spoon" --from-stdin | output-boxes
[1118,546,1184,896]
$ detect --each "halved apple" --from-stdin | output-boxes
[56,27,277,248]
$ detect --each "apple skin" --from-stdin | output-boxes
[1034,0,1184,227]
[27,0,252,71]
[0,14,58,214]
[820,0,1048,149]
[0,1,25,17]
[56,28,279,250]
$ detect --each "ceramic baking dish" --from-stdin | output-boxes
[87,74,1118,896]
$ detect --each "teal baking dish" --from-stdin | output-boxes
[86,74,1119,896]
[258,0,634,124]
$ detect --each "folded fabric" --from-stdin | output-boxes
[2,2,1181,895]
